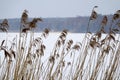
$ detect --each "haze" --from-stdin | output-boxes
[0,0,120,19]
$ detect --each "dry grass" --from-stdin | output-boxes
[0,8,120,80]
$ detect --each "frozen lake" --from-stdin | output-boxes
[0,32,86,66]
[0,32,120,80]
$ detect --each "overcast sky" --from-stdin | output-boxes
[0,0,120,19]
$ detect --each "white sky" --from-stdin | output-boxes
[0,0,120,19]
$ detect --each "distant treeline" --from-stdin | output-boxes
[0,15,117,33]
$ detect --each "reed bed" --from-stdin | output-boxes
[0,7,120,80]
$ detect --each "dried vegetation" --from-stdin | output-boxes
[0,7,120,80]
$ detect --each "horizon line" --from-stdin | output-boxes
[0,14,114,20]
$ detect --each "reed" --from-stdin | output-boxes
[0,8,120,80]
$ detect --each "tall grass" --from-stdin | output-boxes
[0,8,120,80]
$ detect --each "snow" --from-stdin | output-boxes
[0,32,84,63]
[0,32,120,80]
